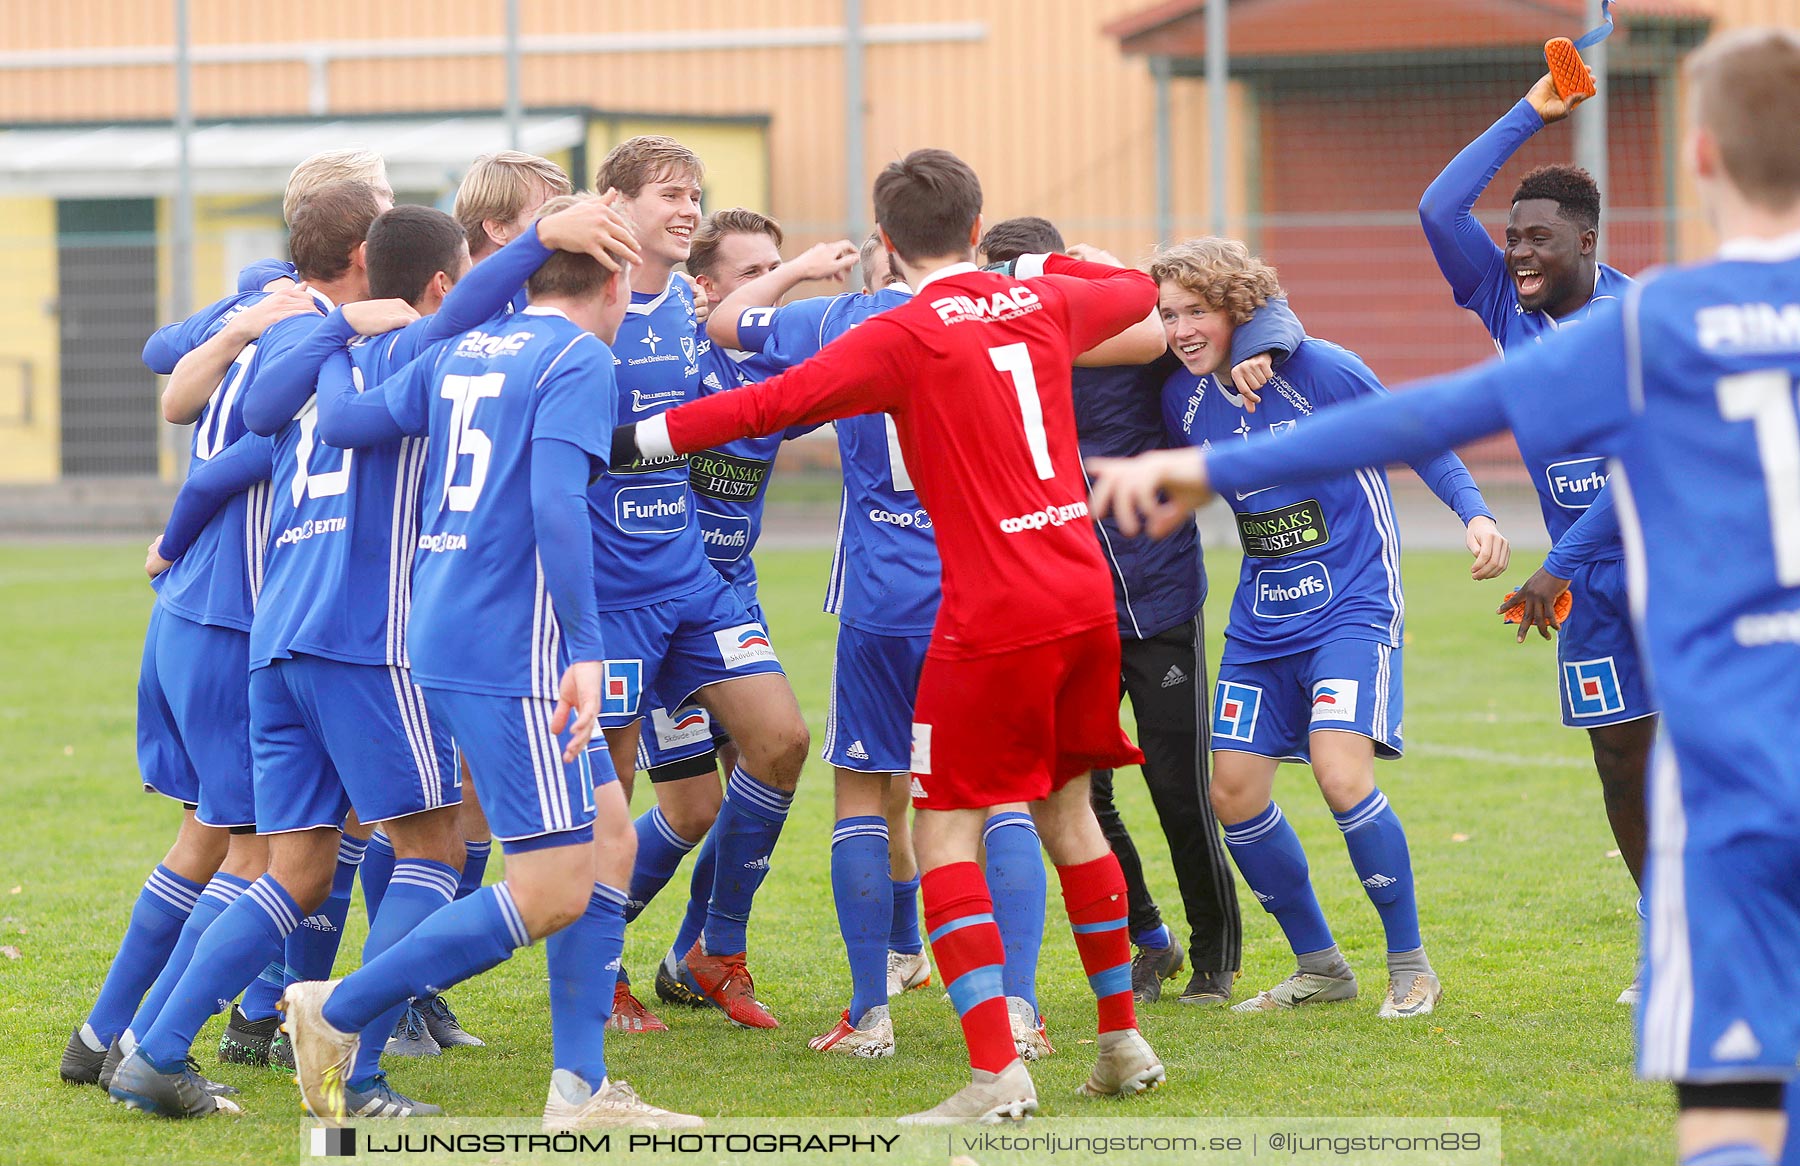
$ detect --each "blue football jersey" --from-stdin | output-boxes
[377,307,615,698]
[155,290,327,631]
[1163,339,1407,662]
[592,276,709,610]
[689,338,784,601]
[249,317,453,671]
[737,286,941,636]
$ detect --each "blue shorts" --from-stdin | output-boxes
[424,685,615,846]
[596,578,782,732]
[822,624,929,773]
[1558,558,1656,728]
[251,655,459,834]
[1637,731,1800,1085]
[1212,639,1403,764]
[632,598,769,775]
[139,607,255,828]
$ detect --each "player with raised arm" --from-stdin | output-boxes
[1090,30,1800,1163]
[619,147,1165,1122]
[1420,72,1655,1000]
[276,193,698,1130]
[1154,238,1508,1020]
[587,138,810,1033]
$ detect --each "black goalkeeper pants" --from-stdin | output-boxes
[1090,614,1242,973]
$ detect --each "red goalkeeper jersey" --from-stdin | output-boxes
[641,254,1157,659]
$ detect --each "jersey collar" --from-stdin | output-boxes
[626,272,681,315]
[1718,228,1800,263]
[306,286,335,312]
[522,305,570,320]
[913,262,980,295]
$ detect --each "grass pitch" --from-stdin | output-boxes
[0,540,1667,1164]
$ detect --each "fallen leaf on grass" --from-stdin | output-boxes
[1451,833,1470,843]
[0,946,19,960]
[7,887,18,895]
[62,745,73,756]
[1605,848,1621,858]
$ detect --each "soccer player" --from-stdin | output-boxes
[1089,29,1800,1164]
[279,192,697,1130]
[1420,72,1655,1002]
[587,138,810,1032]
[454,150,575,312]
[1154,237,1508,1020]
[618,147,1165,1122]
[980,216,1276,1009]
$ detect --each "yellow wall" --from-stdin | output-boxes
[0,197,60,483]
[585,120,770,214]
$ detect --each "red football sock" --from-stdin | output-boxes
[1059,854,1137,1034]
[922,861,1015,1073]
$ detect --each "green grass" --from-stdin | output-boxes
[0,541,1669,1164]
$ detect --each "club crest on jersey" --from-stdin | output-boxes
[715,623,777,669]
[1563,657,1625,718]
[681,335,696,365]
[930,285,1041,326]
[1252,560,1334,619]
[1546,456,1608,510]
[652,703,712,749]
[1213,682,1263,743]
[601,660,643,718]
[1309,679,1359,724]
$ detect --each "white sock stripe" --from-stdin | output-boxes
[982,814,1038,841]
[590,882,630,909]
[144,868,203,911]
[464,840,492,856]
[387,875,458,903]
[648,808,696,851]
[727,767,793,815]
[200,878,249,906]
[246,878,299,934]
[831,823,890,845]
[1223,804,1285,845]
[367,830,395,855]
[336,838,368,866]
[1335,792,1391,833]
[389,861,460,898]
[492,885,530,949]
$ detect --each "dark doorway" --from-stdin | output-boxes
[56,198,159,475]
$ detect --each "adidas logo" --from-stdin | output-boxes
[742,856,771,871]
[1711,1019,1762,1061]
[605,956,622,971]
[846,740,870,761]
[625,899,646,914]
[299,913,339,932]
[1361,873,1397,889]
[1251,890,1274,903]
[1160,666,1188,688]
[909,776,926,799]
[703,372,722,390]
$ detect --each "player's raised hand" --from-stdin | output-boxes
[145,536,174,580]
[1229,353,1273,412]
[1525,71,1586,124]
[1066,243,1128,268]
[341,298,420,336]
[1465,515,1510,580]
[229,284,319,340]
[789,240,861,284]
[1086,448,1214,538]
[1497,564,1571,642]
[551,659,604,763]
[538,193,642,272]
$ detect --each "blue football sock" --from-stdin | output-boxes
[456,839,492,900]
[137,876,300,1071]
[1334,789,1422,954]
[323,883,527,1034]
[627,806,700,923]
[128,873,249,1041]
[82,864,204,1047]
[1223,803,1336,957]
[984,811,1046,1012]
[1680,1144,1774,1166]
[669,830,717,963]
[348,858,458,1086]
[702,767,792,955]
[1133,923,1172,950]
[360,829,396,924]
[546,883,627,1089]
[830,816,891,1025]
[239,961,286,1022]
[284,835,366,986]
[889,874,923,956]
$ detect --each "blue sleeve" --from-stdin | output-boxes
[1229,297,1304,367]
[1206,313,1634,499]
[740,296,835,369]
[1410,450,1494,525]
[315,348,422,448]
[160,434,273,560]
[1543,482,1620,577]
[423,222,556,343]
[529,438,604,662]
[237,259,297,294]
[1418,99,1542,323]
[242,309,356,436]
[141,294,239,374]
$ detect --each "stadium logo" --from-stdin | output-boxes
[715,623,777,669]
[1309,679,1359,724]
[1545,456,1608,510]
[1251,561,1334,619]
[869,508,931,529]
[309,1127,356,1157]
[1180,383,1204,433]
[652,703,711,749]
[930,286,1041,326]
[1213,682,1263,743]
[616,484,689,534]
[1563,657,1625,718]
[601,660,643,719]
[998,500,1088,534]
